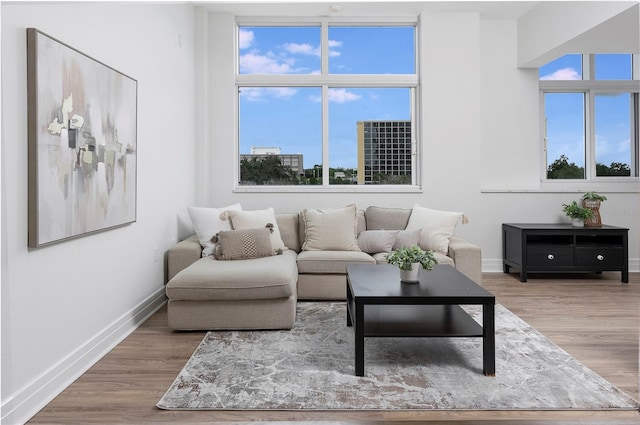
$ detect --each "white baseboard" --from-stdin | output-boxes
[483,259,640,273]
[1,288,167,425]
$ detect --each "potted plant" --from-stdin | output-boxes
[562,201,594,227]
[581,192,607,227]
[386,245,438,283]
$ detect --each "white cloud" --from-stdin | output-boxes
[240,53,292,74]
[540,67,581,81]
[283,42,320,56]
[329,39,342,57]
[329,88,361,103]
[240,87,298,101]
[238,29,254,49]
[309,89,362,103]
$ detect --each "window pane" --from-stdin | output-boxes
[539,54,582,80]
[328,26,415,74]
[545,93,586,179]
[239,87,321,185]
[594,54,633,80]
[238,27,321,74]
[595,93,633,176]
[328,88,412,185]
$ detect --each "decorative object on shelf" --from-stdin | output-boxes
[581,192,607,227]
[27,28,138,248]
[562,201,594,227]
[386,245,438,283]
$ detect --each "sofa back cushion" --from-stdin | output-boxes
[276,213,301,252]
[365,206,412,230]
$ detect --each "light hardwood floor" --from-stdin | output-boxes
[28,272,640,425]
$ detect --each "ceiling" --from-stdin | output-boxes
[197,1,541,19]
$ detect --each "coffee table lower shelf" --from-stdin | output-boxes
[351,304,484,337]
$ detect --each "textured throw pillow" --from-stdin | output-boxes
[301,204,360,251]
[212,227,274,260]
[405,204,468,254]
[357,230,400,254]
[224,208,287,255]
[187,203,242,257]
[392,228,422,250]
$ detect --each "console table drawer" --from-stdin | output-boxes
[527,246,573,267]
[576,247,624,268]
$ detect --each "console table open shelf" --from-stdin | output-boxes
[502,223,629,283]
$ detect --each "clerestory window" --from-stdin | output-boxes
[236,20,418,190]
[540,54,640,187]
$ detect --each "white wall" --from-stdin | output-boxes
[202,10,639,270]
[1,3,197,423]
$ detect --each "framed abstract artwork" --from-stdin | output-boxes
[27,28,138,248]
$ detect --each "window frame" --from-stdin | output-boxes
[539,54,640,191]
[234,17,421,192]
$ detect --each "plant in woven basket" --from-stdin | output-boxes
[562,201,594,220]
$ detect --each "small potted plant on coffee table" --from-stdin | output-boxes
[386,245,438,283]
[562,200,594,227]
[581,191,607,227]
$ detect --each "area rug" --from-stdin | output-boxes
[157,302,638,411]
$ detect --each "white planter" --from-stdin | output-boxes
[400,263,420,283]
[571,218,584,227]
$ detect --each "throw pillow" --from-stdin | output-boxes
[224,208,287,255]
[357,230,400,254]
[392,228,422,250]
[187,203,242,257]
[405,204,468,254]
[212,227,274,260]
[301,204,360,251]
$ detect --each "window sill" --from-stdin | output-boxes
[481,180,639,194]
[233,185,423,194]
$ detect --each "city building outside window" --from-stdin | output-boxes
[540,54,639,186]
[236,20,418,189]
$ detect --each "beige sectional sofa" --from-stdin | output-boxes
[165,205,481,331]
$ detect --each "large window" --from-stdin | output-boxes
[236,20,418,188]
[540,54,639,183]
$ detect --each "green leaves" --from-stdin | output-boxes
[385,245,438,271]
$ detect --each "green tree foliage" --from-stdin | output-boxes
[547,155,632,179]
[547,155,584,179]
[240,156,297,185]
[596,162,631,176]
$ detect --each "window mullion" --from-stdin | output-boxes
[586,90,595,180]
[321,20,328,75]
[322,84,329,186]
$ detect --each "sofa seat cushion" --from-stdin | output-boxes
[371,251,454,267]
[166,250,297,301]
[297,250,375,274]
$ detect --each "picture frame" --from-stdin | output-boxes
[27,28,138,248]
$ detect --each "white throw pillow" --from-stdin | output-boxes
[405,204,468,254]
[301,204,360,251]
[225,208,287,254]
[188,203,242,257]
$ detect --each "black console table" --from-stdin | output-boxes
[502,223,629,283]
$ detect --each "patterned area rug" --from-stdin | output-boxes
[157,302,638,410]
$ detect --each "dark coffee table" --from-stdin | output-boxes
[346,263,495,377]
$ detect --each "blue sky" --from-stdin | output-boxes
[540,54,633,171]
[238,26,413,169]
[239,27,633,172]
